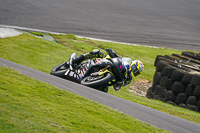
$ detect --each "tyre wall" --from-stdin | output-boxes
[146,52,200,112]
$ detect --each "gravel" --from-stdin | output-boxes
[129,79,152,97]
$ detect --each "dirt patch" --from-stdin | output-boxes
[129,79,152,97]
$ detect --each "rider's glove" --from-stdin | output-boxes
[123,79,132,86]
[105,48,119,58]
[123,74,132,86]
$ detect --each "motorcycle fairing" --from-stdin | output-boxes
[63,69,81,83]
[62,58,111,83]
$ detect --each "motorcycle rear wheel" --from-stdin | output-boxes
[81,73,113,88]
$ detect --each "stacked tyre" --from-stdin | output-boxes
[146,52,200,112]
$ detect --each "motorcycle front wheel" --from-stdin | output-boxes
[81,73,113,88]
[50,62,68,78]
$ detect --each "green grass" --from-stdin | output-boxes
[52,34,183,81]
[0,32,200,129]
[0,33,81,73]
[0,66,168,133]
[0,33,182,81]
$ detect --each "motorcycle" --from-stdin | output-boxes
[50,53,128,93]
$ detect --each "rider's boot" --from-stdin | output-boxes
[70,49,106,68]
[105,48,119,58]
[102,86,109,93]
[98,86,108,93]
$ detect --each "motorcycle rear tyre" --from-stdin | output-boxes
[81,73,113,88]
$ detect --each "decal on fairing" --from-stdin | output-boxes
[77,65,89,78]
[77,69,82,78]
[69,71,74,77]
[82,68,86,74]
[78,74,81,78]
[81,70,84,76]
[120,64,122,69]
[65,69,70,75]
[95,59,102,65]
[78,69,81,74]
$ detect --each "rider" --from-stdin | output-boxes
[70,48,144,90]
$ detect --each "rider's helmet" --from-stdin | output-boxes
[122,58,132,70]
[129,60,144,77]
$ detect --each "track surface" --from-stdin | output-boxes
[1,58,200,133]
[0,0,200,51]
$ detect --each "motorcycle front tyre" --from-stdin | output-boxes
[81,73,113,88]
[50,62,68,78]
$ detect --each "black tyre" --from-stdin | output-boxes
[175,93,187,105]
[167,101,176,106]
[197,99,200,110]
[187,105,198,111]
[157,87,166,98]
[186,96,197,106]
[81,73,113,88]
[165,79,173,91]
[164,91,176,102]
[161,66,174,77]
[166,66,176,78]
[191,74,200,86]
[182,52,200,60]
[171,82,185,94]
[159,76,168,87]
[156,60,169,72]
[193,86,200,98]
[174,53,200,64]
[171,70,185,82]
[154,55,165,66]
[181,73,193,85]
[179,103,187,109]
[50,62,68,78]
[151,82,157,92]
[153,72,161,85]
[185,84,194,96]
[154,85,162,95]
[161,66,169,76]
[146,89,155,99]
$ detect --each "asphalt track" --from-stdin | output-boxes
[1,58,200,133]
[0,0,200,51]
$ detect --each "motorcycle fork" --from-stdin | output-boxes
[98,65,111,75]
[100,65,110,72]
[98,65,116,85]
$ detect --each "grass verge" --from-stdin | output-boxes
[0,66,168,133]
[0,32,199,125]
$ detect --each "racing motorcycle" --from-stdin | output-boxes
[50,53,128,92]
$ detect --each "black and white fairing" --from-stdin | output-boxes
[63,58,113,83]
